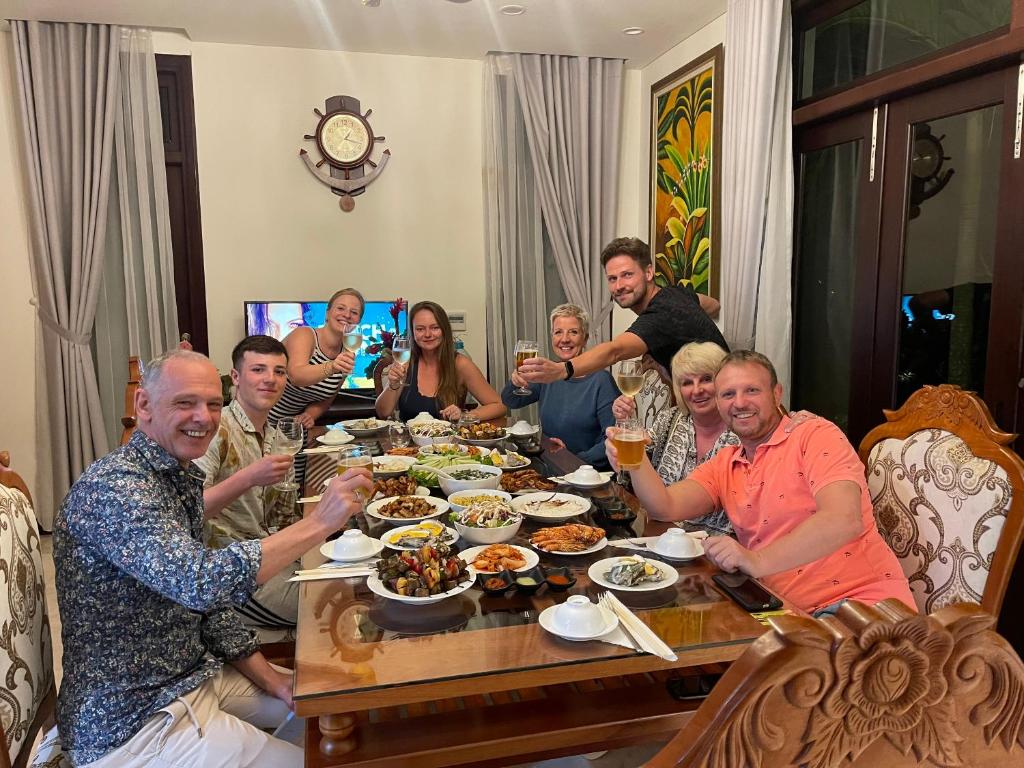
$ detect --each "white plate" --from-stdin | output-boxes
[366,568,476,605]
[315,432,355,447]
[554,471,614,489]
[538,603,618,641]
[512,492,591,522]
[365,495,450,524]
[372,455,417,476]
[319,538,385,563]
[498,453,531,469]
[323,477,429,497]
[530,537,608,557]
[456,432,508,447]
[587,556,680,592]
[383,523,460,550]
[338,418,389,436]
[458,544,539,573]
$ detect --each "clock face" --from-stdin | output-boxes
[319,112,371,166]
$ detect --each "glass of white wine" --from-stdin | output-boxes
[614,358,645,398]
[342,323,364,356]
[391,335,411,388]
[513,340,538,395]
[270,417,303,491]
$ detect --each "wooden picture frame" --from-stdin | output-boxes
[649,44,724,299]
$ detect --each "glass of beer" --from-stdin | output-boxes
[611,418,645,482]
[614,358,645,398]
[336,445,373,504]
[513,340,538,395]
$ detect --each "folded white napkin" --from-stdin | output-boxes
[298,494,322,504]
[288,567,374,583]
[601,592,677,661]
[300,445,346,456]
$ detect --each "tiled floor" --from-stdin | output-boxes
[40,534,662,767]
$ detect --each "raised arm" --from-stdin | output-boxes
[698,293,721,318]
[282,327,354,388]
[520,331,648,384]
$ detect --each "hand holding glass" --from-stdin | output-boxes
[271,417,303,491]
[391,335,411,388]
[336,445,373,504]
[611,418,645,484]
[342,323,364,355]
[513,340,538,395]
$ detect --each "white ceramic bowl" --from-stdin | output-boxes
[567,465,602,484]
[446,488,513,514]
[552,596,609,637]
[316,430,354,446]
[508,420,540,436]
[410,422,457,446]
[372,455,417,477]
[652,528,701,559]
[437,463,503,496]
[453,514,522,546]
[328,529,383,561]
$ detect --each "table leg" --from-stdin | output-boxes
[319,712,358,757]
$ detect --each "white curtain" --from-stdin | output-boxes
[95,27,178,447]
[719,0,794,396]
[12,21,120,526]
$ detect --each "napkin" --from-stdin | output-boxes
[300,445,347,456]
[601,592,677,662]
[298,494,322,504]
[287,567,374,583]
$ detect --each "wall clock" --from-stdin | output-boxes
[299,95,391,212]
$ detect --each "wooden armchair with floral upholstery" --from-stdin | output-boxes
[0,453,56,768]
[634,355,674,434]
[645,599,1024,768]
[857,384,1024,618]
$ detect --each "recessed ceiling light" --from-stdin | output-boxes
[622,27,645,36]
[500,5,526,15]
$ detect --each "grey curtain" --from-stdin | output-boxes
[505,53,624,344]
[95,27,178,448]
[12,20,120,526]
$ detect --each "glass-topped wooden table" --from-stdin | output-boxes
[294,434,780,767]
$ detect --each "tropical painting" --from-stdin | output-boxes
[649,45,723,298]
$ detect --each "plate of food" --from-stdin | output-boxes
[368,544,475,604]
[315,431,355,447]
[587,555,679,592]
[338,417,389,436]
[386,446,420,457]
[409,421,456,446]
[512,492,591,522]
[529,523,608,556]
[459,543,538,573]
[372,455,417,477]
[384,521,460,550]
[322,475,428,500]
[456,422,507,446]
[494,451,530,469]
[499,469,558,494]
[450,498,522,545]
[365,495,449,524]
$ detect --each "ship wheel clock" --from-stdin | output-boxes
[299,95,391,212]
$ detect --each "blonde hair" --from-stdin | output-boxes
[327,288,366,319]
[670,342,729,416]
[549,303,590,341]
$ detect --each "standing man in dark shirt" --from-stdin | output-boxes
[519,237,728,384]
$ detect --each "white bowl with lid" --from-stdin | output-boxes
[322,529,384,562]
[544,595,618,639]
[651,528,702,560]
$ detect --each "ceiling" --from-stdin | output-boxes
[0,0,725,69]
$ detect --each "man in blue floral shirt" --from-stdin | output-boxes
[53,350,371,767]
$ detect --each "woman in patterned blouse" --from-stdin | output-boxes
[612,341,737,533]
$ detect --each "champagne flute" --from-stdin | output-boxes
[614,358,645,398]
[512,340,538,395]
[271,417,303,491]
[391,335,411,388]
[336,445,374,506]
[611,417,645,485]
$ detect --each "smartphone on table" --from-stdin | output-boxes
[712,572,783,612]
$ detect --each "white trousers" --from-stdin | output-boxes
[82,666,302,767]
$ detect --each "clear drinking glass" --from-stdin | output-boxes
[611,417,645,484]
[342,323,364,355]
[336,444,374,504]
[388,420,411,448]
[271,417,303,491]
[614,359,645,398]
[391,335,411,388]
[513,340,538,395]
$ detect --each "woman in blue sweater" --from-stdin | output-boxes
[502,304,618,470]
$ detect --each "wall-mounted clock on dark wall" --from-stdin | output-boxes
[299,94,391,212]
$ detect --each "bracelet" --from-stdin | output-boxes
[323,360,332,378]
[388,381,402,391]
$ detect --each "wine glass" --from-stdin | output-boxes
[611,417,644,485]
[614,358,645,398]
[512,340,538,395]
[336,445,374,505]
[342,323,364,356]
[270,417,303,491]
[391,335,411,388]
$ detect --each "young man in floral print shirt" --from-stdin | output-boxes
[53,350,370,767]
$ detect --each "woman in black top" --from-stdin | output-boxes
[375,301,506,423]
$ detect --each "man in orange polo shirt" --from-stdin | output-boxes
[612,349,913,615]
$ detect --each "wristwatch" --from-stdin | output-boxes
[563,360,575,380]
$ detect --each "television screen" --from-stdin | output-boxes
[244,300,406,390]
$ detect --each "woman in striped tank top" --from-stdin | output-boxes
[269,288,365,486]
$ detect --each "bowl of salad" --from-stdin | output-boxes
[451,497,522,545]
[437,463,503,495]
[409,421,457,446]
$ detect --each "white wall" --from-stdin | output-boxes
[612,13,728,338]
[0,29,40,498]
[188,41,486,371]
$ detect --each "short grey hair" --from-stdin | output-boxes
[141,349,216,394]
[549,303,590,340]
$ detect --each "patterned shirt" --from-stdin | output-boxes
[54,431,263,765]
[647,406,738,533]
[195,399,296,546]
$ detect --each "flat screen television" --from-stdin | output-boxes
[244,300,406,390]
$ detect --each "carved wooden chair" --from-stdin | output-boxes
[634,356,674,434]
[646,599,1024,768]
[118,356,143,446]
[858,384,1024,618]
[0,453,58,768]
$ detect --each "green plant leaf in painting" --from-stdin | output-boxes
[671,196,689,219]
[654,252,678,286]
[691,237,711,271]
[690,206,708,219]
[666,217,686,242]
[665,145,688,179]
